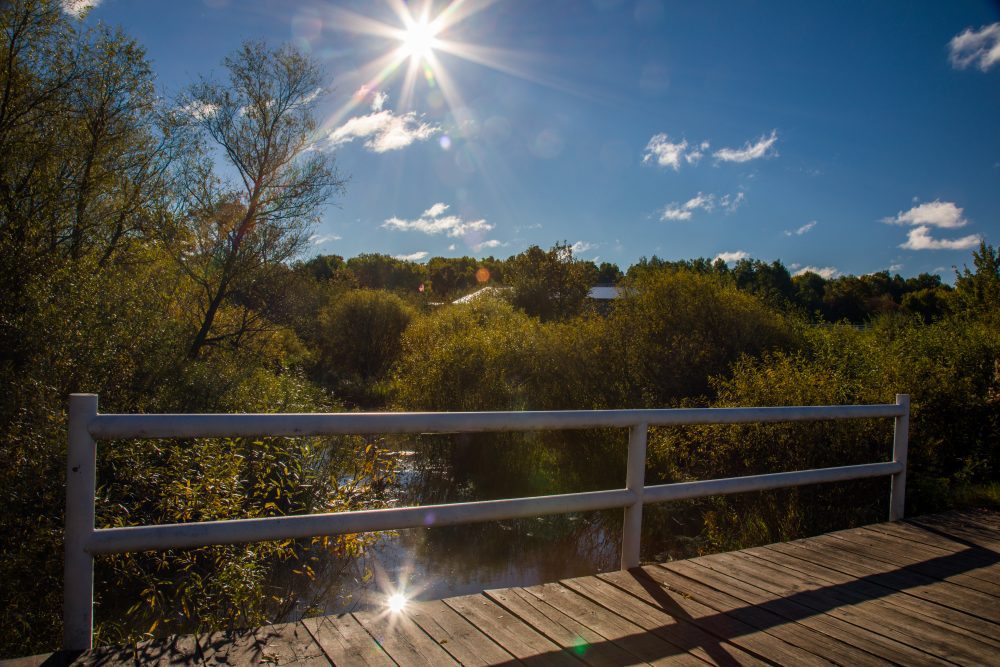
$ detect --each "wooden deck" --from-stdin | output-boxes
[10,509,1000,666]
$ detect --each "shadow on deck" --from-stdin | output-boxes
[8,509,1000,666]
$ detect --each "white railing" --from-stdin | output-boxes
[64,393,910,650]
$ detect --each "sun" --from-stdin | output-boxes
[387,592,408,613]
[400,15,439,62]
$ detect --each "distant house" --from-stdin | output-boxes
[451,286,513,304]
[587,284,622,300]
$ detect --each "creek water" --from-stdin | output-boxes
[296,430,710,617]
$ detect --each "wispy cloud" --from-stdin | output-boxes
[308,233,342,245]
[661,192,713,221]
[328,92,439,153]
[794,266,839,279]
[715,250,749,264]
[883,200,969,228]
[900,226,982,251]
[62,0,98,17]
[382,203,493,239]
[713,130,779,163]
[719,192,745,212]
[570,241,597,254]
[948,23,1000,72]
[660,191,743,221]
[784,221,817,236]
[473,239,504,252]
[394,251,429,262]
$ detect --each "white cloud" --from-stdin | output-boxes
[719,192,745,212]
[62,0,98,17]
[642,134,688,170]
[899,226,982,251]
[660,191,742,221]
[570,241,597,254]
[794,266,839,279]
[684,193,715,212]
[423,202,449,218]
[394,251,429,262]
[473,239,504,252]
[883,200,969,228]
[180,101,218,121]
[448,244,456,251]
[714,250,749,264]
[888,263,904,272]
[371,90,389,112]
[382,203,493,239]
[684,141,711,165]
[328,107,440,153]
[784,221,817,236]
[660,205,693,221]
[308,233,342,245]
[643,134,709,170]
[948,23,1000,71]
[713,130,779,163]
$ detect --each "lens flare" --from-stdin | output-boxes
[387,592,408,613]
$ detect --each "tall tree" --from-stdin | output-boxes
[507,242,594,321]
[174,40,345,358]
[955,241,1000,316]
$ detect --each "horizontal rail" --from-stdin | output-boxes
[644,461,902,503]
[84,462,902,555]
[88,404,905,439]
[86,488,637,554]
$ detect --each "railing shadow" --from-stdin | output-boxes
[481,541,999,666]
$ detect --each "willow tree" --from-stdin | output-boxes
[175,40,345,359]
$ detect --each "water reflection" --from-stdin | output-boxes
[306,430,632,614]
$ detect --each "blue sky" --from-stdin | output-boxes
[71,0,1000,279]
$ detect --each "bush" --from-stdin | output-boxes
[611,267,800,405]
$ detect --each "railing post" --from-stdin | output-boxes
[621,423,647,570]
[65,393,98,650]
[889,394,909,521]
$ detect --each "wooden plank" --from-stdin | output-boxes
[832,528,1000,597]
[484,586,658,666]
[68,646,137,666]
[406,599,515,666]
[249,622,331,665]
[302,614,394,667]
[135,634,204,665]
[443,593,581,666]
[561,573,766,666]
[907,515,1000,549]
[732,548,1000,666]
[197,629,272,665]
[861,521,1000,584]
[764,538,1000,642]
[663,559,949,667]
[519,581,709,666]
[595,569,834,666]
[693,550,949,654]
[354,608,458,665]
[921,509,1000,533]
[856,525,1000,588]
[642,564,888,667]
[775,533,1000,629]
